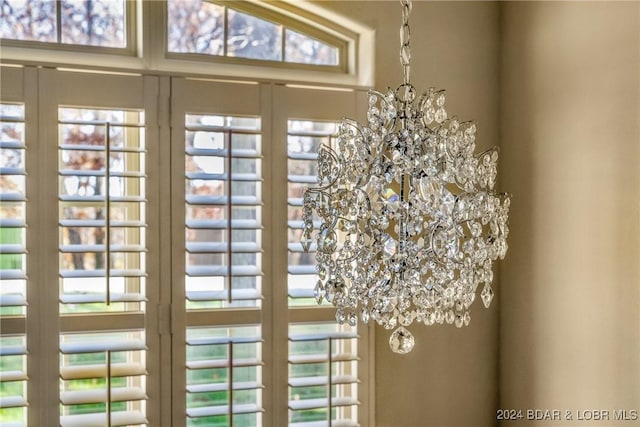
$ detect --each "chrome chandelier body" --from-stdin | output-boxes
[302,0,510,353]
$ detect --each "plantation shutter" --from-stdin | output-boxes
[36,69,160,426]
[0,66,33,427]
[272,85,372,427]
[171,78,270,426]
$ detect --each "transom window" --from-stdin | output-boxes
[0,0,131,48]
[167,0,344,67]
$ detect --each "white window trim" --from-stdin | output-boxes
[0,1,375,87]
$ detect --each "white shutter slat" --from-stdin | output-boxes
[59,269,146,278]
[0,167,24,175]
[60,339,146,354]
[59,144,145,153]
[60,293,146,304]
[289,397,359,411]
[0,345,26,357]
[186,289,262,302]
[59,219,145,228]
[59,195,146,203]
[60,362,146,380]
[0,370,27,382]
[186,403,263,418]
[186,380,262,393]
[0,140,25,149]
[186,219,261,230]
[185,147,260,158]
[60,386,146,405]
[288,175,318,184]
[0,218,26,228]
[288,243,316,253]
[0,244,25,254]
[0,193,25,202]
[186,195,261,206]
[186,242,261,253]
[288,266,317,275]
[287,152,318,161]
[289,332,358,342]
[187,336,262,346]
[288,353,359,364]
[0,270,27,280]
[187,358,262,370]
[60,410,147,427]
[0,395,27,408]
[289,375,358,387]
[59,243,146,253]
[186,172,261,181]
[58,169,145,178]
[0,294,27,306]
[186,265,261,277]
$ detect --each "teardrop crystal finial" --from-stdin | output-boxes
[389,326,415,354]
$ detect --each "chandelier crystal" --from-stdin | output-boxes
[302,0,510,354]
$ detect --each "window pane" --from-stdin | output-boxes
[285,29,339,66]
[0,0,57,42]
[227,9,281,61]
[167,0,224,55]
[60,0,126,47]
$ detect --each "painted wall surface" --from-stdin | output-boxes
[318,2,502,426]
[500,2,640,425]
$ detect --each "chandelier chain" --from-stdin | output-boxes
[400,0,412,84]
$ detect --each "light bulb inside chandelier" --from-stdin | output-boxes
[301,0,510,354]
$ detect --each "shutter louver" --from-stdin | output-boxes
[59,331,147,427]
[288,323,359,426]
[58,108,147,312]
[0,103,28,426]
[286,120,338,305]
[57,107,148,425]
[186,325,263,426]
[184,115,263,309]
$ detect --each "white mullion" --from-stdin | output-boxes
[169,76,188,427]
[258,82,274,427]
[156,75,174,427]
[143,74,162,427]
[38,66,63,426]
[271,84,292,427]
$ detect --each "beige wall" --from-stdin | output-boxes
[314,2,640,426]
[319,2,502,426]
[500,2,640,425]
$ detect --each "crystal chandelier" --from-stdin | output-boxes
[301,0,510,354]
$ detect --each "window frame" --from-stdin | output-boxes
[0,1,374,87]
[164,0,350,73]
[0,0,138,55]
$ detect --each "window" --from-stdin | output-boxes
[167,0,343,68]
[0,0,133,49]
[0,38,371,427]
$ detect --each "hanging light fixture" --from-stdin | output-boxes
[301,0,510,354]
